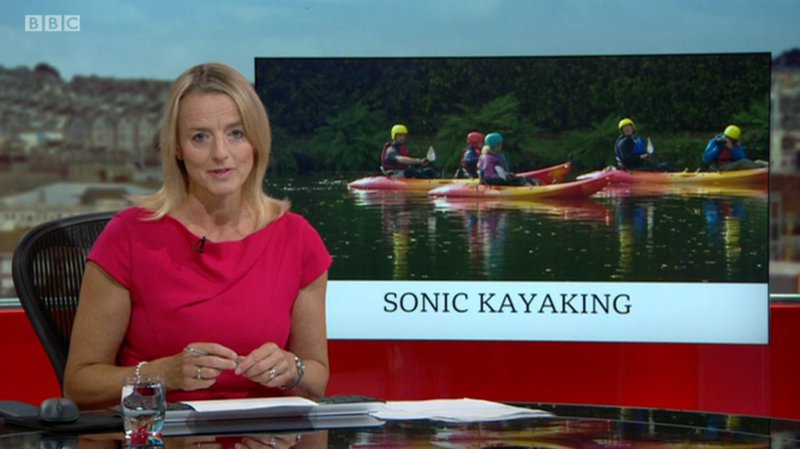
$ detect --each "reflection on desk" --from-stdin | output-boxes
[2,404,800,449]
[0,429,328,449]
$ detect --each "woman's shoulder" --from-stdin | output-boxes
[270,210,314,230]
[253,210,319,240]
[102,207,174,237]
[109,206,160,225]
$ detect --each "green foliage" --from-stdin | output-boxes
[256,54,771,174]
[648,133,707,170]
[731,96,770,160]
[309,101,387,173]
[269,126,303,175]
[435,93,541,174]
[555,116,621,172]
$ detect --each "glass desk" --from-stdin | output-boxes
[1,403,799,448]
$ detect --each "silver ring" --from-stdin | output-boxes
[269,368,277,379]
[269,437,277,447]
[196,366,203,380]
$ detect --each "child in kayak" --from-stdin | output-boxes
[614,118,673,172]
[701,125,767,171]
[458,131,483,178]
[478,133,539,186]
[380,124,439,178]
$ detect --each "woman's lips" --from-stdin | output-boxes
[208,168,234,179]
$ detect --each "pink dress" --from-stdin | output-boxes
[88,207,332,401]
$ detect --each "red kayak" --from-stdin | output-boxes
[347,176,450,192]
[428,172,611,199]
[348,161,573,191]
[515,161,572,184]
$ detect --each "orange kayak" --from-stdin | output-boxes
[428,173,611,199]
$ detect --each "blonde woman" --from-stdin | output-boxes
[64,63,331,408]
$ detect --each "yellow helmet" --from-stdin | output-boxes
[724,125,741,141]
[391,124,408,140]
[618,118,635,131]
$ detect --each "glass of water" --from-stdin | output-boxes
[121,374,166,446]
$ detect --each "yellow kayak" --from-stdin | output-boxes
[577,167,768,185]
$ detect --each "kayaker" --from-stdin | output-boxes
[701,125,767,171]
[614,118,673,172]
[458,131,484,178]
[380,124,438,179]
[478,133,539,186]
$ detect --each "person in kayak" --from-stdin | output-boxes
[701,125,768,171]
[478,133,539,186]
[458,131,484,178]
[614,118,672,172]
[380,124,438,179]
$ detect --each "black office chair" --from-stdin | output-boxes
[11,211,116,387]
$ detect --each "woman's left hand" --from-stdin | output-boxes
[235,343,297,388]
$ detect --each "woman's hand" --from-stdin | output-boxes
[235,343,298,389]
[157,343,239,391]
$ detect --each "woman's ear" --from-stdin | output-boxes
[175,146,183,160]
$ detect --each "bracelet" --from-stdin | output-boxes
[134,361,148,379]
[280,356,305,390]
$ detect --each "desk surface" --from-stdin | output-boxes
[2,403,799,448]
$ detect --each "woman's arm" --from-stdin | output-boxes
[285,272,330,398]
[64,262,238,409]
[63,262,134,408]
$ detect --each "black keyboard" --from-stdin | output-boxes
[316,395,384,405]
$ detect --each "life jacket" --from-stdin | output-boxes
[381,142,410,170]
[478,151,504,180]
[615,135,646,168]
[461,145,480,169]
[717,146,734,166]
[632,137,646,155]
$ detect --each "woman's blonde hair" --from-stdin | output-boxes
[134,62,288,229]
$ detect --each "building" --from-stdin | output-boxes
[0,181,153,297]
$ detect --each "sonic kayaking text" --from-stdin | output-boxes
[384,291,632,315]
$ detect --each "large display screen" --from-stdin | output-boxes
[255,54,771,344]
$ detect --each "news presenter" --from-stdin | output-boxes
[63,63,332,409]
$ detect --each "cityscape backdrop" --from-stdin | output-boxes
[0,1,799,295]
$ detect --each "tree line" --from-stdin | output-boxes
[255,54,770,175]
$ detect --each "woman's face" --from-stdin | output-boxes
[622,125,634,136]
[176,92,254,201]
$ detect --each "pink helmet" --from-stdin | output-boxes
[467,131,484,146]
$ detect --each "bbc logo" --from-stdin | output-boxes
[24,15,81,32]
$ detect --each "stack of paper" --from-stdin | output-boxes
[163,396,550,428]
[372,398,552,422]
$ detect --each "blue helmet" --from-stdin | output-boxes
[485,132,504,149]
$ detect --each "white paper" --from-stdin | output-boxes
[183,396,316,413]
[371,398,552,422]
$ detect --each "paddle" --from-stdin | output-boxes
[646,137,654,155]
[495,165,509,180]
[426,146,436,162]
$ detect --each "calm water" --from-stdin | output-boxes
[267,177,769,283]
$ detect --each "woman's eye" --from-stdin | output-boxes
[230,129,245,139]
[192,133,209,144]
